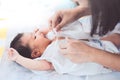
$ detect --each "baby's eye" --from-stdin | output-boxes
[34,35,36,39]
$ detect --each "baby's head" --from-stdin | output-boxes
[10,29,51,59]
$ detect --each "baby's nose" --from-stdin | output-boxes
[34,28,39,34]
[36,30,43,36]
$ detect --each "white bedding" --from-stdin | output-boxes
[1,60,120,80]
[0,0,120,80]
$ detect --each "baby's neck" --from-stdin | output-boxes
[41,39,52,53]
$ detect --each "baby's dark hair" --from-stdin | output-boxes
[10,33,32,59]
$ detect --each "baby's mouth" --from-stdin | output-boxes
[42,33,47,39]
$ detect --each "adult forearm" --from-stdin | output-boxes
[92,47,120,71]
[72,5,91,20]
[91,33,120,71]
[71,0,91,20]
[101,33,120,48]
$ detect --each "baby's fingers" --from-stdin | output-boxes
[7,48,11,55]
[7,48,15,57]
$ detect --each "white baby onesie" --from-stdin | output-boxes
[33,39,119,76]
[32,21,120,76]
[46,20,91,40]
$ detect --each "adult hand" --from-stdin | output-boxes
[59,38,95,63]
[8,48,20,61]
[49,9,80,31]
[49,0,90,31]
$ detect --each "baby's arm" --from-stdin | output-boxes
[16,55,53,70]
[8,48,53,71]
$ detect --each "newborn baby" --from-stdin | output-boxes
[8,21,119,76]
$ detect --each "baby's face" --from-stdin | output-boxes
[20,29,50,51]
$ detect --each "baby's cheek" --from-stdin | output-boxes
[29,42,36,50]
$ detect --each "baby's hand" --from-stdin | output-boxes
[8,48,20,61]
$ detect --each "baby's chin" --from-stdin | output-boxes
[44,35,52,43]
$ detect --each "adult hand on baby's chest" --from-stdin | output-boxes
[59,39,94,63]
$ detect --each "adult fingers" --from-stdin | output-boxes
[59,48,68,55]
[66,37,79,42]
[66,38,86,45]
[55,18,66,31]
[58,38,68,49]
[34,28,39,32]
[51,12,61,29]
[48,18,52,28]
[59,43,67,49]
[59,48,74,60]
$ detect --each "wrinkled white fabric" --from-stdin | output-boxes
[33,19,120,76]
[33,39,119,76]
[112,23,120,34]
[46,21,91,40]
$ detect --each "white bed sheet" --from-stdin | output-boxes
[1,59,120,80]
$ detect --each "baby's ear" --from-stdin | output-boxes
[31,49,41,59]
